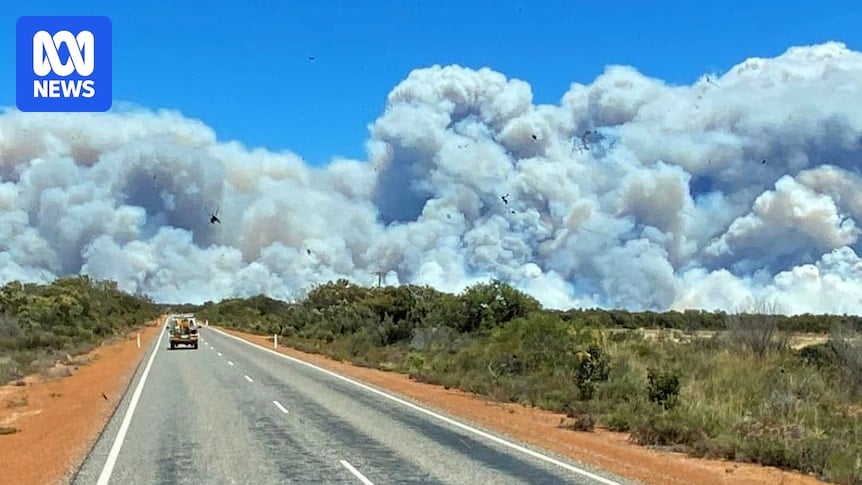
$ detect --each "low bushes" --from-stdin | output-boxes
[0,277,159,386]
[184,281,862,483]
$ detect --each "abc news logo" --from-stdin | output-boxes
[33,30,96,98]
[16,16,112,112]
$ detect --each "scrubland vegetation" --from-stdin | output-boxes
[195,280,862,484]
[0,277,160,386]
[2,276,860,482]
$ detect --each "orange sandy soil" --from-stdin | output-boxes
[0,320,161,485]
[221,326,826,485]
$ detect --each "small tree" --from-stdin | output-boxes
[575,344,610,401]
[647,367,681,409]
[725,297,788,358]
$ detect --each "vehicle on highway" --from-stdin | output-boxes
[167,313,199,350]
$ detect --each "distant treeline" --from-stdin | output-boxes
[549,308,862,333]
[167,279,860,336]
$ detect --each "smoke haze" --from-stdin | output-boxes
[2,42,862,314]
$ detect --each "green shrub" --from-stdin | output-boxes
[406,352,425,374]
[647,367,681,409]
[576,344,611,401]
[798,342,837,368]
[563,413,596,432]
[823,449,862,484]
[596,355,643,403]
[489,313,576,373]
[458,281,541,333]
[630,407,704,449]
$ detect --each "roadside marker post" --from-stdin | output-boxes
[274,334,278,349]
[136,332,140,348]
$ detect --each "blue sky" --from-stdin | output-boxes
[3,0,860,165]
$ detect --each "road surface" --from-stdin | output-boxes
[72,326,632,484]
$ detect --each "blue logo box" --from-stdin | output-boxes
[16,16,112,112]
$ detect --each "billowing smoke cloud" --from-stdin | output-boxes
[2,41,862,314]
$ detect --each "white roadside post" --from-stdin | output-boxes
[136,332,141,349]
[274,334,278,349]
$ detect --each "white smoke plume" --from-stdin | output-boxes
[2,41,862,314]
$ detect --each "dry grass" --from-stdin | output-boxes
[789,334,829,350]
[5,394,28,408]
[40,365,74,380]
[607,328,828,349]
[66,355,94,367]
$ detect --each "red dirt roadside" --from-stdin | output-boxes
[0,320,161,485]
[219,326,826,485]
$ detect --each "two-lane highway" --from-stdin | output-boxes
[72,326,632,484]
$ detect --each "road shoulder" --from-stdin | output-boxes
[0,322,161,485]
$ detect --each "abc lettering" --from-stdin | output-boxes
[32,29,97,99]
[34,80,96,98]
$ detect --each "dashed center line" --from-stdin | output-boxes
[211,327,620,485]
[243,374,254,383]
[340,460,374,485]
[272,400,288,414]
[217,352,223,356]
[227,361,234,366]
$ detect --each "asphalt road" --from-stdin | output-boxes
[72,326,633,485]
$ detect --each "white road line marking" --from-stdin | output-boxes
[228,361,234,366]
[243,374,254,383]
[273,400,288,414]
[340,460,374,485]
[217,352,223,356]
[212,327,620,485]
[96,322,167,485]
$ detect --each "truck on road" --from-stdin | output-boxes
[167,313,199,350]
